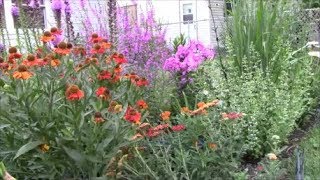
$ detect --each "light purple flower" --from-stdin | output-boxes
[11,6,19,16]
[28,0,39,9]
[0,43,5,53]
[51,0,62,11]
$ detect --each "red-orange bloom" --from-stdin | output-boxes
[50,27,62,36]
[72,46,86,56]
[112,53,127,64]
[12,65,33,80]
[90,43,105,54]
[54,42,71,55]
[136,77,149,87]
[0,57,9,70]
[22,54,41,67]
[98,70,112,80]
[160,111,171,121]
[8,47,22,60]
[65,84,85,101]
[100,40,112,49]
[41,31,54,42]
[136,99,148,110]
[113,64,122,74]
[94,112,105,124]
[50,59,61,67]
[124,106,141,124]
[90,33,103,43]
[95,87,111,100]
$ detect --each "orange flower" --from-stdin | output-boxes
[124,106,141,124]
[208,142,217,150]
[136,99,148,110]
[132,77,149,87]
[65,84,84,101]
[112,53,127,64]
[22,54,41,67]
[54,42,71,55]
[94,112,105,124]
[90,43,105,54]
[113,64,122,74]
[100,40,112,49]
[41,31,54,42]
[108,101,122,113]
[39,144,50,152]
[181,107,191,115]
[50,27,62,36]
[8,47,22,60]
[95,87,111,100]
[98,70,112,80]
[160,111,171,121]
[50,59,61,67]
[0,57,9,71]
[72,46,86,56]
[90,33,103,43]
[110,73,121,83]
[197,102,206,109]
[12,65,33,80]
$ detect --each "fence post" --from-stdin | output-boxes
[295,146,304,180]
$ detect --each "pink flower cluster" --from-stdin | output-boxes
[163,41,215,73]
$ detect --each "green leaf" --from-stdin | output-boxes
[62,146,85,163]
[14,140,44,159]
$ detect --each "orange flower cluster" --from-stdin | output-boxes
[89,33,112,54]
[181,99,220,116]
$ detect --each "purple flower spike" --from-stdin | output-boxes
[51,0,62,11]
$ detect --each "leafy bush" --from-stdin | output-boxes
[123,100,247,179]
[191,42,314,158]
[0,30,151,179]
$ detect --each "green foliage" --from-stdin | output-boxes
[226,0,309,78]
[172,34,187,53]
[124,101,246,179]
[192,39,315,157]
[0,56,148,179]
